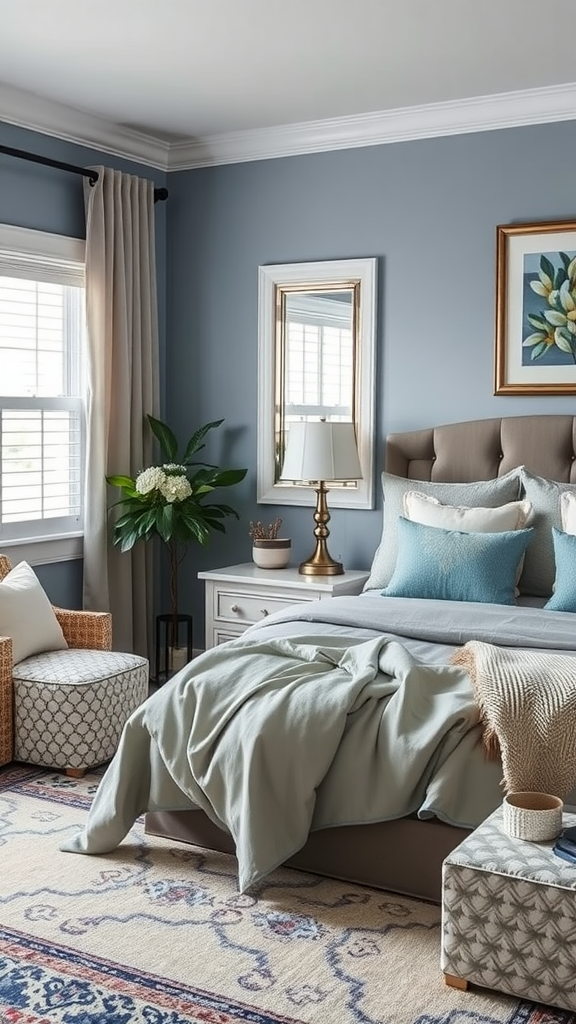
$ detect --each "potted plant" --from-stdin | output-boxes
[107,414,247,669]
[249,517,291,569]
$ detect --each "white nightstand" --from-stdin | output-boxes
[198,563,370,650]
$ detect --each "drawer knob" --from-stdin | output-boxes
[230,604,239,613]
[260,608,269,617]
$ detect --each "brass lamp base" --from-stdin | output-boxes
[299,481,344,576]
[299,552,344,576]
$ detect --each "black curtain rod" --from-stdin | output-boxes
[0,144,168,203]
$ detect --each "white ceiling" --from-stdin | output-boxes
[3,0,576,168]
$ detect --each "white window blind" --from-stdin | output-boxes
[0,225,86,546]
[285,321,353,418]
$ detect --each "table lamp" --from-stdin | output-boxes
[280,419,362,575]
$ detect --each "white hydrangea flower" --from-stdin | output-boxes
[159,474,192,503]
[135,466,166,494]
[162,463,188,475]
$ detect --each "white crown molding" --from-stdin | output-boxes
[2,80,576,172]
[0,83,170,171]
[168,82,576,169]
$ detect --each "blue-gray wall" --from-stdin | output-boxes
[0,121,168,609]
[3,115,576,639]
[167,120,576,634]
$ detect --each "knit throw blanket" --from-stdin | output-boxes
[451,641,576,799]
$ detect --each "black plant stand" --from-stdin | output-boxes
[154,614,193,684]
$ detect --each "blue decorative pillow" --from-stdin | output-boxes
[544,528,576,612]
[381,518,534,605]
[363,468,523,592]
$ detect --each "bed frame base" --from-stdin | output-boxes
[145,809,469,903]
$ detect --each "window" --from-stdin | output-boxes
[284,292,354,422]
[0,225,86,562]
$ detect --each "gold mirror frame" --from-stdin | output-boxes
[257,257,377,509]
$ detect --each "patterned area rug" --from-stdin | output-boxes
[0,764,573,1024]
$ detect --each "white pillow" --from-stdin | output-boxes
[561,491,576,535]
[402,492,532,533]
[0,561,68,664]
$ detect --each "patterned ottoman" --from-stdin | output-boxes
[13,649,149,776]
[442,803,576,1011]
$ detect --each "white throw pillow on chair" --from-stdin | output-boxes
[0,560,68,664]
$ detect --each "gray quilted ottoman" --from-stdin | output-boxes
[442,803,576,1011]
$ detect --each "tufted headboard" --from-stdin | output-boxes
[385,415,576,483]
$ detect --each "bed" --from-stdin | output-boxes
[62,415,576,903]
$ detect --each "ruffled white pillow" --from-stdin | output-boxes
[402,492,532,533]
[561,491,576,535]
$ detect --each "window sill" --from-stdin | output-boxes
[0,533,83,566]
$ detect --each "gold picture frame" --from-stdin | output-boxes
[495,219,576,395]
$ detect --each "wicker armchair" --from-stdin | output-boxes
[0,554,112,769]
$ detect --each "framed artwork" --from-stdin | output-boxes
[495,219,576,395]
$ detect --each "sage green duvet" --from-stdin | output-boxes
[61,595,576,891]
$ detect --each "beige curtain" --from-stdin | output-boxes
[83,167,160,657]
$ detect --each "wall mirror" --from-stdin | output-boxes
[257,257,377,508]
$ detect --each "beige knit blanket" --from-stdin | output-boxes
[452,641,576,798]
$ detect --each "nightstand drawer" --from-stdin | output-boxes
[216,588,310,625]
[214,627,245,645]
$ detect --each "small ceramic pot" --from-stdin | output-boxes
[252,538,291,569]
[503,791,563,842]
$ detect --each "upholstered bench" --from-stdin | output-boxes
[442,803,576,1012]
[13,648,149,776]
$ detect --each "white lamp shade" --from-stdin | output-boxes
[280,420,363,482]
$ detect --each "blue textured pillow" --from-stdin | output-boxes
[381,518,534,605]
[544,528,576,612]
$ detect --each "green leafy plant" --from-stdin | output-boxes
[107,414,247,633]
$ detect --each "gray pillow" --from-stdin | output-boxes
[518,468,576,597]
[363,468,523,592]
